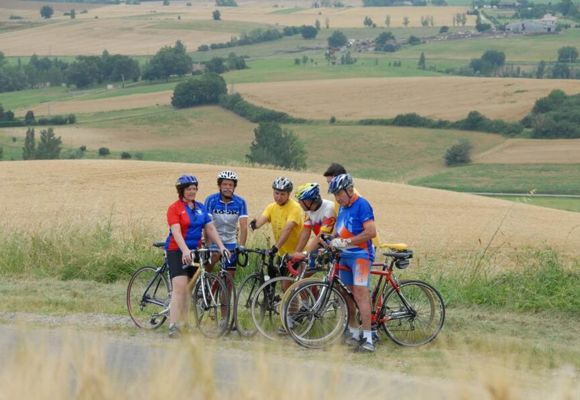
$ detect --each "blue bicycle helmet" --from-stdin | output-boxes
[328,173,353,194]
[175,175,198,188]
[295,183,321,202]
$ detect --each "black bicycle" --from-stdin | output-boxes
[127,242,231,337]
[233,248,278,337]
[126,241,171,330]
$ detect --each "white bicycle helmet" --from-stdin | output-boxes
[272,176,293,192]
[217,170,239,186]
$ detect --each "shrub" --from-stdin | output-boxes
[171,73,227,108]
[219,93,298,123]
[329,116,336,124]
[98,147,110,157]
[445,139,472,166]
[328,30,347,48]
[120,152,132,159]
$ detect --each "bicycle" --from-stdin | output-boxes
[282,243,445,349]
[233,248,276,337]
[126,242,231,338]
[187,247,231,338]
[126,240,171,330]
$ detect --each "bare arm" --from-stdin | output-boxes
[349,220,377,246]
[238,217,248,246]
[251,215,268,230]
[293,226,312,254]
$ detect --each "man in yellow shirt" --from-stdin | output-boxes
[250,177,303,257]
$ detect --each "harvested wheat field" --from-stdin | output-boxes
[0,0,474,56]
[2,160,580,256]
[475,139,580,164]
[0,18,234,56]
[236,77,580,121]
[176,5,475,28]
[0,0,104,20]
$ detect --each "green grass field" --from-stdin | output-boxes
[410,164,580,195]
[486,195,580,213]
[289,124,505,181]
[396,28,580,63]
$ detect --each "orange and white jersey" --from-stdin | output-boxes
[304,199,336,235]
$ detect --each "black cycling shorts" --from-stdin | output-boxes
[167,250,196,280]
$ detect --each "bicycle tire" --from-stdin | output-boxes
[192,273,231,338]
[251,276,295,341]
[280,276,321,330]
[283,281,349,349]
[126,266,170,329]
[234,273,262,337]
[380,280,445,346]
[219,270,237,333]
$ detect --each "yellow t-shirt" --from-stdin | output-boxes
[332,188,381,247]
[262,199,303,255]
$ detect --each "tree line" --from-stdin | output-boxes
[0,41,251,93]
[0,50,140,92]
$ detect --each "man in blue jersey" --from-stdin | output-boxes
[204,170,248,279]
[328,173,377,353]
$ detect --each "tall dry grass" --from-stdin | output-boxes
[0,326,577,400]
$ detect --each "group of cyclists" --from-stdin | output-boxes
[164,163,379,353]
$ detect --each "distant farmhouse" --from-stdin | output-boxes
[505,13,558,33]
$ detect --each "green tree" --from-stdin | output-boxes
[142,41,192,81]
[70,9,76,19]
[0,146,3,161]
[418,52,426,70]
[536,60,546,78]
[301,25,318,39]
[551,63,571,79]
[40,5,54,19]
[374,31,396,52]
[213,10,221,20]
[403,16,410,27]
[328,30,347,48]
[385,15,391,27]
[171,73,227,108]
[98,147,110,157]
[315,19,321,30]
[246,122,307,169]
[557,46,578,63]
[445,139,472,166]
[24,110,35,125]
[23,128,36,160]
[36,128,62,159]
[205,57,226,73]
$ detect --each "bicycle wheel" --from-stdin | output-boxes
[380,280,445,346]
[127,266,170,329]
[234,273,262,337]
[284,281,348,349]
[192,273,230,338]
[219,270,237,333]
[251,276,294,341]
[280,276,321,331]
